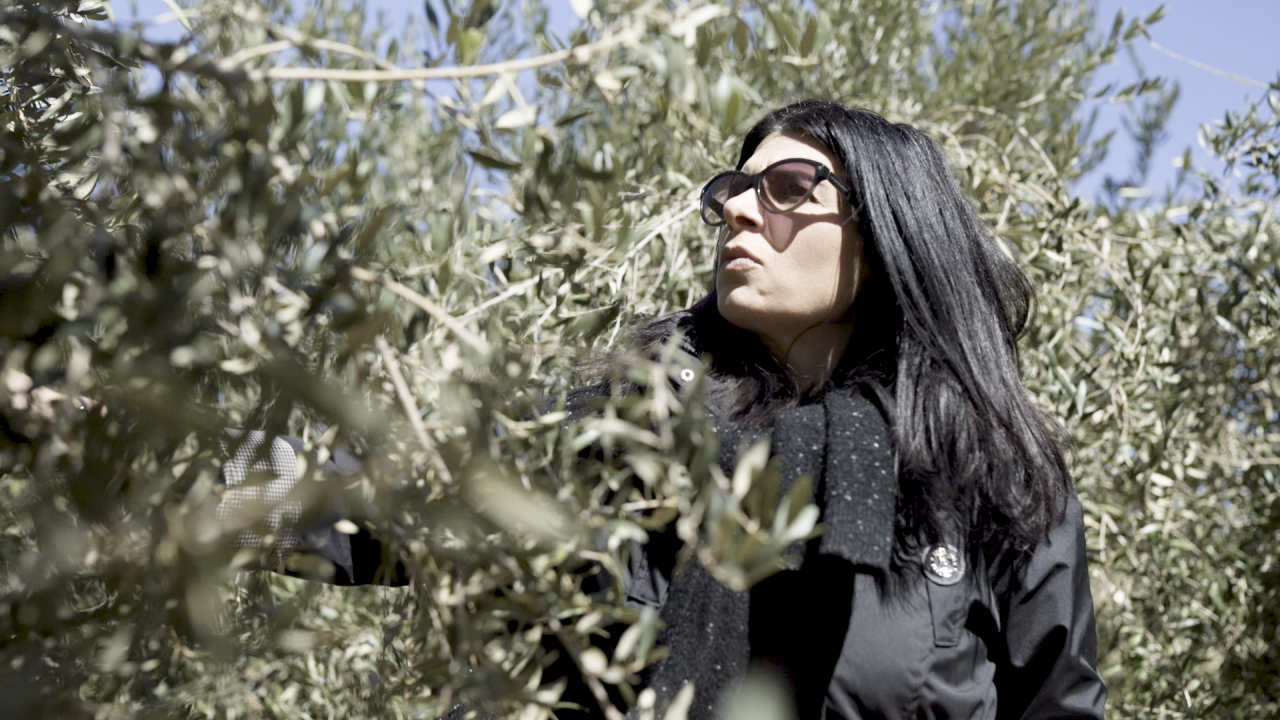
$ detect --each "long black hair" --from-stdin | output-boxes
[633,99,1071,558]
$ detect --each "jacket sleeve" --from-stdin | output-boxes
[993,491,1107,720]
[218,431,406,586]
[218,383,618,586]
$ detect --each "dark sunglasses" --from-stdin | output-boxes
[699,158,853,227]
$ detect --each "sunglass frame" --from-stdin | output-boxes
[699,158,853,227]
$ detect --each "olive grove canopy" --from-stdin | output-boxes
[1,0,1278,717]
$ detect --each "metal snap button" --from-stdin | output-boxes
[679,368,695,383]
[923,543,965,586]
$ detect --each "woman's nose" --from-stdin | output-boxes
[722,187,763,232]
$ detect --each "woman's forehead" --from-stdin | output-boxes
[741,132,841,174]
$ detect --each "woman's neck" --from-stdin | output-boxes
[759,321,856,392]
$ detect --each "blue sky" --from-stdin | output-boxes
[1085,0,1280,200]
[113,0,1279,201]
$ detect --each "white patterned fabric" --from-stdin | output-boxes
[217,430,303,561]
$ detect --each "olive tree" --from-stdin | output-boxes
[1,0,1277,717]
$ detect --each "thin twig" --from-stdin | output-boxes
[147,9,206,27]
[621,201,698,264]
[459,278,538,319]
[1205,454,1280,467]
[220,30,427,90]
[375,336,453,485]
[220,40,293,66]
[931,104,1060,178]
[252,27,640,83]
[548,622,627,720]
[1148,39,1268,89]
[158,0,194,33]
[350,266,491,354]
[619,498,679,512]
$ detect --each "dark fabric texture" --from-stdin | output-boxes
[990,495,1106,720]
[216,336,1105,719]
[638,387,898,720]
[817,391,895,569]
[817,491,1105,720]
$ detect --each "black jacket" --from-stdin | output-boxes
[622,487,1104,720]
[605,383,1106,720]
[223,387,1105,720]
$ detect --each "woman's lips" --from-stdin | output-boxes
[721,256,759,272]
[720,244,761,271]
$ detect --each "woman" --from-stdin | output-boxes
[222,99,1106,719]
[593,97,1103,719]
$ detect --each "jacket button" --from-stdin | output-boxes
[923,543,965,585]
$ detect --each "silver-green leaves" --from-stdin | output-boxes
[1,0,1278,717]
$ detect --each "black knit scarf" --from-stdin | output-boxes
[636,389,897,719]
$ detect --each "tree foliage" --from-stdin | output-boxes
[1,0,1277,717]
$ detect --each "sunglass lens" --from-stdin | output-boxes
[762,161,819,211]
[701,173,747,225]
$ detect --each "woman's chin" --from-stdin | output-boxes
[717,292,768,334]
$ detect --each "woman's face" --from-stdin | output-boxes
[716,132,867,351]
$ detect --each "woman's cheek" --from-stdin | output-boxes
[720,282,775,331]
